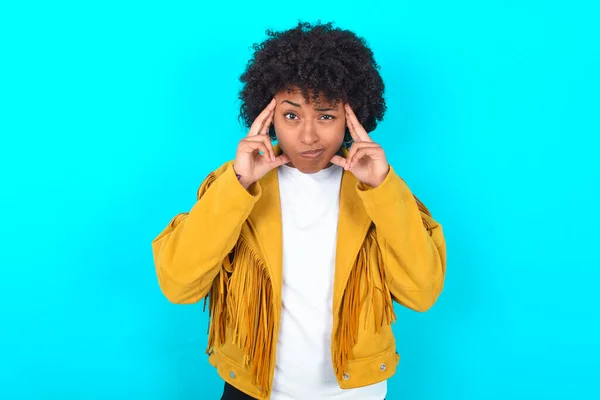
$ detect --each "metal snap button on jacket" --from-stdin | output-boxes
[229,371,236,379]
[342,372,350,380]
[379,363,387,371]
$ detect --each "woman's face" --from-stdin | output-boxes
[273,86,346,173]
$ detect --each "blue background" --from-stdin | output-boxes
[1,1,599,399]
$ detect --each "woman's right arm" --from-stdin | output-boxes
[153,98,289,304]
[151,162,262,304]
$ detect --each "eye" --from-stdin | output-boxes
[284,113,298,120]
[320,115,335,120]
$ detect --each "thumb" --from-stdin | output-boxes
[272,153,291,168]
[330,155,347,168]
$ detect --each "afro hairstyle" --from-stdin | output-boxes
[238,21,387,148]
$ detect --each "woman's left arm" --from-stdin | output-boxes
[356,167,447,312]
[330,104,446,312]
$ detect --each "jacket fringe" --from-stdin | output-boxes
[204,237,274,395]
[334,226,397,378]
[197,170,273,394]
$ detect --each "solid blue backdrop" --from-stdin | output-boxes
[1,1,598,399]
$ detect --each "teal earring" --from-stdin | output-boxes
[343,131,354,148]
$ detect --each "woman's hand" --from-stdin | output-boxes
[330,104,390,188]
[233,98,290,189]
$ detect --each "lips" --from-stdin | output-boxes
[301,149,324,154]
[299,149,325,159]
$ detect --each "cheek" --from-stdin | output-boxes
[329,120,347,141]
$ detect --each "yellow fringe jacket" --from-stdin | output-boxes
[152,145,446,399]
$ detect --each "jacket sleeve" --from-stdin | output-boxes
[356,165,446,312]
[151,162,262,304]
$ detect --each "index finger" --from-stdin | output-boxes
[345,104,372,142]
[248,98,276,136]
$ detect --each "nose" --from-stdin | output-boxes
[300,121,319,145]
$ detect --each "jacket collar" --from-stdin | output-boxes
[248,144,372,307]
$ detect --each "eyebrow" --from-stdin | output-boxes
[281,99,338,112]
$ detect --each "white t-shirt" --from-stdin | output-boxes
[270,163,387,400]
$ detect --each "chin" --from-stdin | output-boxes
[296,165,320,174]
[292,158,331,174]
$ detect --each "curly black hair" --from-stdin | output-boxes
[238,21,386,148]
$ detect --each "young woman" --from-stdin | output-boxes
[152,21,446,400]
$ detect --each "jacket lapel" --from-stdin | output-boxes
[248,144,372,310]
[332,161,372,312]
[247,160,283,301]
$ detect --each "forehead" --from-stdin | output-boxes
[275,86,340,108]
